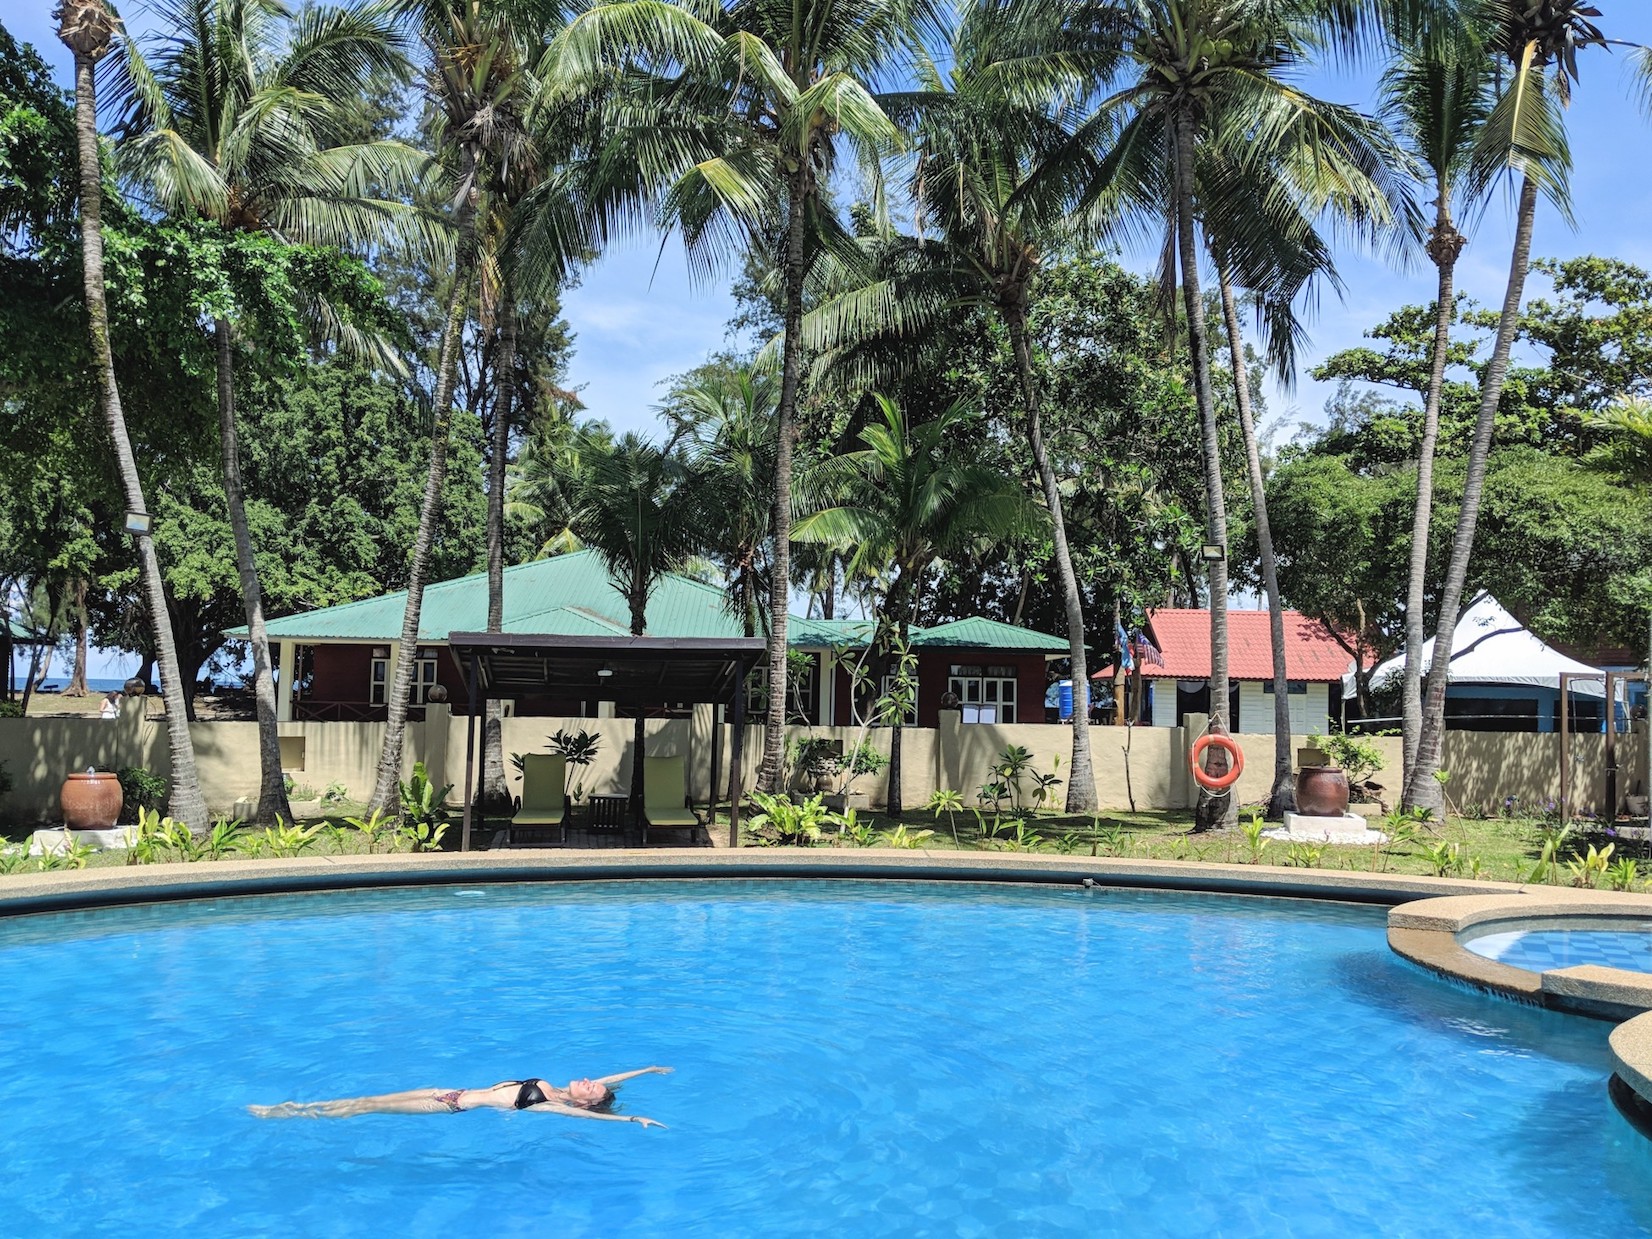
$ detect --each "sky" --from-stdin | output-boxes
[6,1,1652,681]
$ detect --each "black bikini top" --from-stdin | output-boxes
[512,1080,550,1110]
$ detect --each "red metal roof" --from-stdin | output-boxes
[1097,609,1353,682]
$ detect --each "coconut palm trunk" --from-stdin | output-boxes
[1215,262,1293,818]
[1405,173,1540,814]
[1401,192,1464,785]
[215,318,293,824]
[480,292,517,813]
[1003,300,1096,813]
[58,0,207,831]
[366,172,480,818]
[758,167,808,794]
[1174,114,1235,832]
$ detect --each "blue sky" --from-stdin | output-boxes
[6,1,1652,679]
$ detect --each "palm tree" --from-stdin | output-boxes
[514,427,705,810]
[1404,0,1628,812]
[800,0,1116,811]
[1378,19,1494,796]
[662,360,779,638]
[794,396,1044,814]
[55,0,208,830]
[1075,0,1402,828]
[366,0,534,818]
[111,0,411,825]
[547,0,913,795]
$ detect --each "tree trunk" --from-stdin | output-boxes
[480,290,517,813]
[757,164,808,793]
[20,642,42,716]
[215,318,292,825]
[65,580,89,696]
[630,588,647,815]
[1216,262,1293,819]
[366,158,480,819]
[1405,174,1539,814]
[1174,113,1235,832]
[1003,298,1096,813]
[60,19,208,830]
[35,644,54,689]
[1401,191,1463,792]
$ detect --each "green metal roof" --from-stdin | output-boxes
[6,617,44,643]
[911,616,1068,653]
[242,551,1066,652]
[787,618,877,647]
[251,550,744,642]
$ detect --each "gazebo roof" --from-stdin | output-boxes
[445,633,766,706]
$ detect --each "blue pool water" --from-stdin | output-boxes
[1465,926,1652,974]
[2,880,1649,1237]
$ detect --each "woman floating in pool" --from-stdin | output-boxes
[248,1066,672,1127]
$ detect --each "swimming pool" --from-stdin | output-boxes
[1464,924,1652,975]
[3,880,1649,1236]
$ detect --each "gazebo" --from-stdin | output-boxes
[444,633,767,850]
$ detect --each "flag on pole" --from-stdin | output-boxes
[1134,630,1165,668]
[1115,620,1134,672]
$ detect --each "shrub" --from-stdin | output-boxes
[0,700,22,719]
[115,766,168,819]
[399,761,452,830]
[1308,732,1385,786]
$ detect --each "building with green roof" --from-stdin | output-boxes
[245,549,1069,725]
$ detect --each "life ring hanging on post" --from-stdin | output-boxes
[1190,733,1244,792]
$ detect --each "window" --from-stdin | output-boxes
[947,664,1016,724]
[745,656,819,724]
[369,646,440,705]
[1262,680,1308,695]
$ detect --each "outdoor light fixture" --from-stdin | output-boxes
[596,665,614,678]
[123,510,153,536]
[1200,543,1226,563]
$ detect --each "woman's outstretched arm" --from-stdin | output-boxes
[592,1066,674,1087]
[528,1102,666,1129]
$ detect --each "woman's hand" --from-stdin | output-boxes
[647,1066,674,1076]
[631,1115,667,1129]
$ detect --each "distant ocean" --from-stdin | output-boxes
[22,677,132,694]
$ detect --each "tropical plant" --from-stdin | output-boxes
[877,823,935,850]
[547,0,913,795]
[795,396,1043,812]
[55,0,208,831]
[343,808,398,854]
[1308,731,1387,789]
[1607,856,1642,893]
[367,0,525,818]
[1406,1,1652,812]
[109,0,416,826]
[1284,841,1324,869]
[1565,841,1614,889]
[800,0,1115,811]
[200,818,242,860]
[513,427,703,809]
[744,790,836,847]
[924,787,965,846]
[398,761,452,831]
[1242,810,1270,864]
[1074,0,1404,830]
[248,818,323,858]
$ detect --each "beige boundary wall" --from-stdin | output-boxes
[0,699,1645,823]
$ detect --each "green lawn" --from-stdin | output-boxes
[3,802,1646,892]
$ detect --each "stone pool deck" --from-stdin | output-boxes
[7,849,1652,1117]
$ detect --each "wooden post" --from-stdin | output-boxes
[708,701,722,819]
[727,666,748,848]
[1606,671,1620,820]
[460,651,479,852]
[1559,672,1571,821]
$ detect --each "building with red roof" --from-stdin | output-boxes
[1096,608,1353,733]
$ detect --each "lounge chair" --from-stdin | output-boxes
[510,753,567,845]
[642,755,699,844]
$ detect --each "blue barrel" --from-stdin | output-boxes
[1058,679,1074,719]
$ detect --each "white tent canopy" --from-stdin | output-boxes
[1345,594,1608,700]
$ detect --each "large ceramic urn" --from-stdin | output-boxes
[61,771,122,830]
[1295,766,1351,817]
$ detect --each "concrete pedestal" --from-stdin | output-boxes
[1266,812,1386,845]
[29,826,134,856]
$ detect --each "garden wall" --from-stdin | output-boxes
[0,702,1645,824]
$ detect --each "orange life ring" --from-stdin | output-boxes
[1190,734,1244,791]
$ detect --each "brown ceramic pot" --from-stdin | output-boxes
[61,772,123,830]
[1295,766,1350,817]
